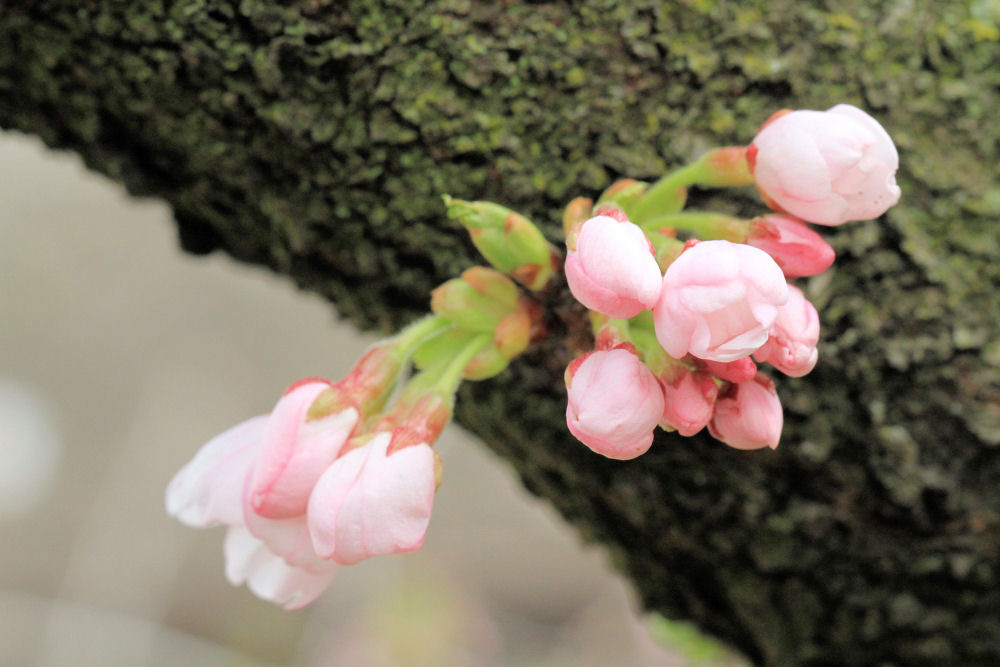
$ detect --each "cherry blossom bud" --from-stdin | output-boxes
[654,240,788,363]
[746,215,836,278]
[696,357,758,384]
[431,267,519,332]
[660,369,718,437]
[563,197,594,235]
[696,146,753,187]
[596,179,648,218]
[443,195,558,290]
[565,215,663,319]
[747,104,901,225]
[166,412,340,609]
[247,380,359,519]
[708,375,783,450]
[307,431,436,565]
[565,347,665,460]
[753,285,820,377]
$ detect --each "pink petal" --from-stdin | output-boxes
[565,252,646,319]
[242,486,331,570]
[750,106,900,225]
[708,376,783,450]
[656,241,787,363]
[249,387,359,519]
[756,122,832,201]
[307,433,436,565]
[660,371,717,437]
[566,216,662,318]
[166,415,267,527]
[564,349,664,460]
[342,442,436,563]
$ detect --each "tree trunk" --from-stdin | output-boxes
[3,1,998,664]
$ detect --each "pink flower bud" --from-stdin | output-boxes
[565,215,663,319]
[753,285,820,377]
[747,104,901,226]
[166,410,340,609]
[565,348,665,460]
[695,357,758,384]
[653,240,788,363]
[247,380,359,519]
[660,369,718,437]
[746,215,836,278]
[307,431,436,565]
[708,375,783,450]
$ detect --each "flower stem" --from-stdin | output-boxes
[631,147,752,224]
[402,331,492,403]
[631,163,702,221]
[388,315,455,362]
[639,212,749,242]
[430,333,493,399]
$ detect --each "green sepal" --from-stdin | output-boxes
[442,195,557,290]
[413,328,508,381]
[596,179,648,220]
[431,278,503,330]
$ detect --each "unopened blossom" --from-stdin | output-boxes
[746,215,836,278]
[247,379,359,518]
[695,357,758,384]
[754,285,820,377]
[565,214,663,319]
[708,374,783,450]
[307,431,437,565]
[748,104,901,225]
[653,240,789,363]
[166,407,339,609]
[660,369,718,437]
[565,347,664,460]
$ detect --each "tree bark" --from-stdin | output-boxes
[3,1,999,664]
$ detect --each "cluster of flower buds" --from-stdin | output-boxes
[562,104,900,458]
[167,102,899,609]
[168,270,537,608]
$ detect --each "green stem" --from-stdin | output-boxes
[403,331,492,401]
[631,163,702,222]
[388,314,455,362]
[639,212,749,242]
[631,147,752,224]
[430,332,493,398]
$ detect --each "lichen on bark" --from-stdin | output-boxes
[2,1,999,664]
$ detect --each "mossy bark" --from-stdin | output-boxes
[3,1,999,664]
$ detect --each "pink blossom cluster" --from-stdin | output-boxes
[564,104,899,458]
[164,102,900,610]
[167,359,440,608]
[166,264,537,610]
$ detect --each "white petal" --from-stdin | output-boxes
[224,526,337,610]
[166,416,266,527]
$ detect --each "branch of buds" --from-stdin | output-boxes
[166,103,900,608]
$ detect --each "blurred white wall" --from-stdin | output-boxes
[0,131,685,666]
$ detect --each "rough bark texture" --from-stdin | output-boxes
[3,1,999,664]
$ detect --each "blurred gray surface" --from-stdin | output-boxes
[0,132,680,665]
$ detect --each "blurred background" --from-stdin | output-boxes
[0,130,741,666]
